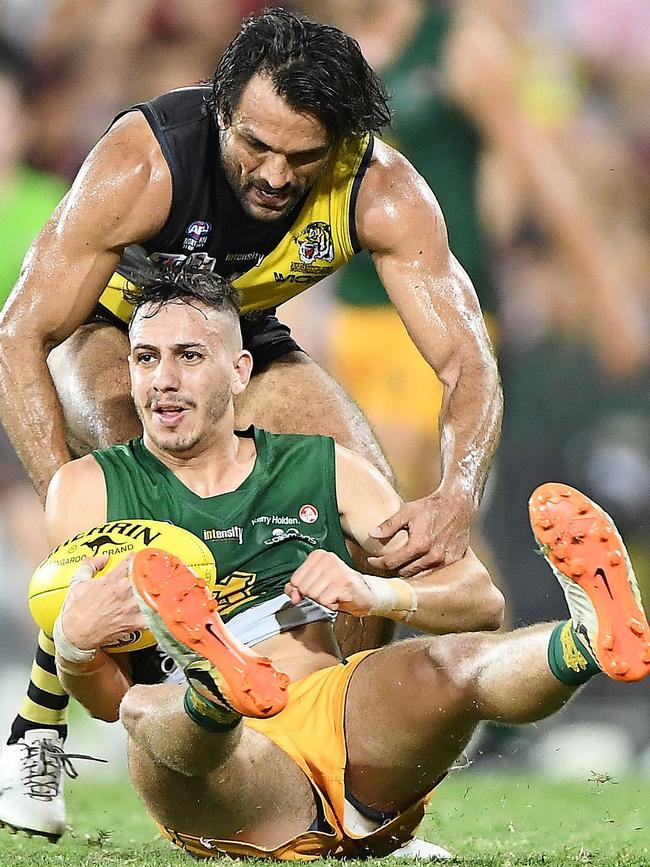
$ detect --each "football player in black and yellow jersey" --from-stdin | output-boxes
[14,269,650,860]
[0,9,499,839]
[0,8,500,577]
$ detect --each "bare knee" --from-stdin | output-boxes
[119,685,150,735]
[48,323,138,454]
[417,633,495,715]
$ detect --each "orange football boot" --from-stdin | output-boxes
[130,549,289,718]
[529,483,650,682]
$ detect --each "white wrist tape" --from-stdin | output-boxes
[361,575,417,621]
[53,614,97,664]
[52,560,98,664]
[55,656,104,677]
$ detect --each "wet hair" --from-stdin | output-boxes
[209,7,391,141]
[124,264,242,326]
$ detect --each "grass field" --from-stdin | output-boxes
[1,772,649,867]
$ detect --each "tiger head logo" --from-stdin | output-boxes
[294,222,335,265]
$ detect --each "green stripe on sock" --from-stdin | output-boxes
[548,621,601,686]
[183,688,241,733]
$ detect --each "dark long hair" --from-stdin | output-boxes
[209,7,391,141]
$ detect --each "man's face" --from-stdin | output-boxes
[128,300,251,456]
[219,73,332,222]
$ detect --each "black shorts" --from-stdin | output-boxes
[88,305,303,372]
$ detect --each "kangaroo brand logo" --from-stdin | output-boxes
[82,535,119,556]
[56,521,164,556]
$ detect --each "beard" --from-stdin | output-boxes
[136,387,232,456]
[219,142,306,222]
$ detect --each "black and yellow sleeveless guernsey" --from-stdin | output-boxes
[97,86,372,325]
[92,427,352,651]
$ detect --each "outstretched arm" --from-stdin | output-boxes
[356,142,502,575]
[0,111,170,501]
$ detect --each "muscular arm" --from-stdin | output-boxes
[287,445,504,633]
[46,458,133,721]
[356,142,502,570]
[0,112,171,501]
[445,12,648,375]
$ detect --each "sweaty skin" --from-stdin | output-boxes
[0,72,501,572]
[47,300,502,720]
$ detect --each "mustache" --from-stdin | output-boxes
[249,180,295,196]
[146,396,196,410]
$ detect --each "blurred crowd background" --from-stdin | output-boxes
[1,0,649,773]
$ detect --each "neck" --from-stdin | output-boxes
[143,417,257,498]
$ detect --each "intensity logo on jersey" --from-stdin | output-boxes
[203,526,244,544]
[294,222,335,266]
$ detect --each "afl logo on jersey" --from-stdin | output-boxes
[299,504,319,524]
[183,220,212,251]
[294,222,334,265]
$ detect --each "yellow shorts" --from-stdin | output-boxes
[328,305,444,433]
[159,650,433,860]
[328,305,498,435]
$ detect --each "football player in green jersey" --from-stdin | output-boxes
[9,267,650,859]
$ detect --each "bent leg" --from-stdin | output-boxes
[344,626,575,813]
[121,683,318,848]
[236,351,392,479]
[47,322,139,456]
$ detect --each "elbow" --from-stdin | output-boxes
[480,583,505,631]
[466,563,506,631]
[91,707,121,723]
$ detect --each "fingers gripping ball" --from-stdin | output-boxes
[29,520,216,653]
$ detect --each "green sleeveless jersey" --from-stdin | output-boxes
[92,427,352,647]
[336,5,492,314]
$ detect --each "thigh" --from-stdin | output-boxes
[47,322,140,456]
[344,636,485,813]
[235,351,392,480]
[128,699,318,849]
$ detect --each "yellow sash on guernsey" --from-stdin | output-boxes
[97,135,371,323]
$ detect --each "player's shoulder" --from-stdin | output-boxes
[46,455,108,540]
[49,454,104,495]
[334,442,397,499]
[365,138,417,188]
[356,139,442,250]
[99,110,167,176]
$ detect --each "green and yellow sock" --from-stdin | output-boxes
[548,620,601,686]
[183,687,241,733]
